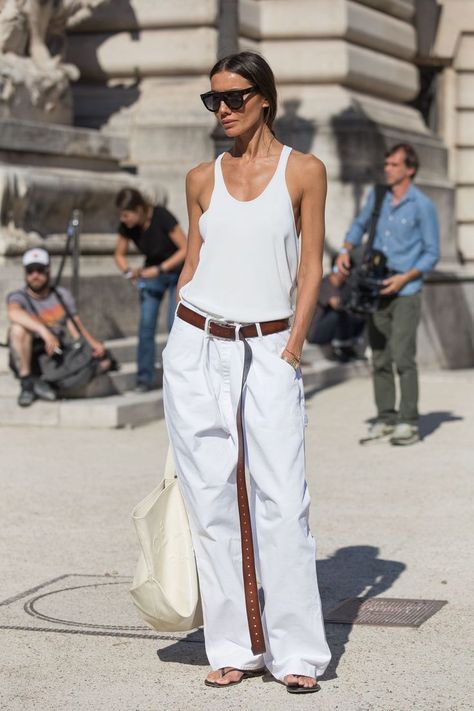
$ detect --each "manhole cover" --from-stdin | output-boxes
[325,597,447,627]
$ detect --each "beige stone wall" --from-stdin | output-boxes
[68,0,454,259]
[434,0,474,261]
[41,0,472,361]
[240,0,418,99]
[238,0,455,258]
[68,0,219,223]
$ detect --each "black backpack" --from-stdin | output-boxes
[25,288,99,391]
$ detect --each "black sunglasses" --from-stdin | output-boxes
[200,87,258,112]
[25,264,48,275]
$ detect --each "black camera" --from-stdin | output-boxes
[339,183,393,316]
[342,249,393,315]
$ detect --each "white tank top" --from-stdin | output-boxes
[180,145,298,323]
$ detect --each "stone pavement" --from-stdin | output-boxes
[0,369,473,711]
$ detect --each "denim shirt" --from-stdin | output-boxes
[345,184,440,296]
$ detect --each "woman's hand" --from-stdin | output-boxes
[281,347,301,370]
[139,266,160,279]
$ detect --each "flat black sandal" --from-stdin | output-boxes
[284,676,320,694]
[204,667,266,688]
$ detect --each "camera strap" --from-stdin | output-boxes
[52,287,85,338]
[363,184,389,263]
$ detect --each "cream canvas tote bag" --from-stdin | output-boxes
[130,447,203,632]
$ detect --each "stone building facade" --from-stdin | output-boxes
[64,0,474,364]
[68,1,455,248]
[1,1,472,363]
[68,1,218,224]
[433,0,474,262]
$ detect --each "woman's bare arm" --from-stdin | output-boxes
[114,235,130,274]
[284,154,327,361]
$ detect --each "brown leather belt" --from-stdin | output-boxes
[177,303,289,655]
[177,303,289,341]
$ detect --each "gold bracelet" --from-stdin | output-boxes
[282,353,300,370]
[283,348,301,362]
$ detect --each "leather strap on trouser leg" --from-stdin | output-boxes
[236,336,266,655]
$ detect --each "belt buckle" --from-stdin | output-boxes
[206,319,236,340]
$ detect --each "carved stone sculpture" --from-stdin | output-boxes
[0,0,106,123]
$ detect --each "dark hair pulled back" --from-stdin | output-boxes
[210,51,277,131]
[115,187,149,212]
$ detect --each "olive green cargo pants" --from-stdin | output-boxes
[368,293,421,425]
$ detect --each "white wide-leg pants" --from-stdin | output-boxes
[162,313,331,680]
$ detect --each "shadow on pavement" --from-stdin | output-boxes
[318,545,406,680]
[364,410,463,441]
[157,545,405,677]
[157,629,208,666]
[419,411,463,439]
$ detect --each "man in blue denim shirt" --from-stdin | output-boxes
[336,144,440,445]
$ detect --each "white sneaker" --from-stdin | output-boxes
[390,423,420,446]
[359,421,395,446]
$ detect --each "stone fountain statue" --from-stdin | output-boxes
[0,0,163,342]
[0,0,105,122]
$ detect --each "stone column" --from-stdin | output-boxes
[434,0,474,262]
[68,1,219,224]
[239,0,454,259]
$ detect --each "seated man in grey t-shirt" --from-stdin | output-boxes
[6,247,108,407]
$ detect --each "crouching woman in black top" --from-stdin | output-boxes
[114,188,186,392]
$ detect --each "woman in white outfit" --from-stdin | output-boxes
[162,51,331,694]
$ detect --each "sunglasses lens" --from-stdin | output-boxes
[26,265,46,274]
[202,93,219,112]
[226,92,244,110]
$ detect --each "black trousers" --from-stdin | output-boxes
[307,309,365,346]
[8,334,45,378]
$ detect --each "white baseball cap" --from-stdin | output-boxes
[22,248,50,268]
